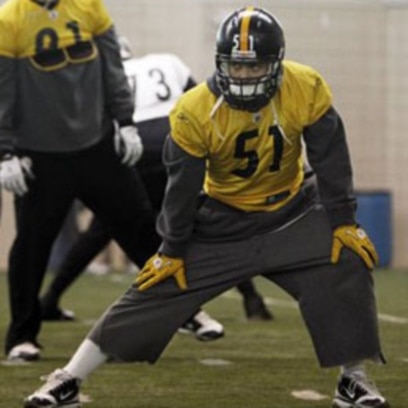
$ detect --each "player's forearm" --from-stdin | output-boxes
[94,27,134,124]
[0,57,17,157]
[157,136,205,258]
[303,106,356,228]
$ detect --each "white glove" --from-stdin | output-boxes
[114,125,143,166]
[0,156,34,196]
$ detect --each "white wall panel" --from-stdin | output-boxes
[0,0,407,267]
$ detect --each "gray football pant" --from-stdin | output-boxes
[88,204,383,368]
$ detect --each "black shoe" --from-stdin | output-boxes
[42,307,75,322]
[178,311,224,341]
[243,295,273,321]
[24,369,81,408]
[333,374,389,408]
[7,342,41,361]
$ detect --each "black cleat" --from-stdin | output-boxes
[24,369,81,408]
[178,310,224,341]
[41,307,75,322]
[333,374,389,408]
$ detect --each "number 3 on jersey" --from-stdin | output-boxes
[127,68,172,104]
[232,125,283,178]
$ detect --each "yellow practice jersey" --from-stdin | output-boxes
[169,60,333,212]
[0,0,111,66]
[0,0,128,153]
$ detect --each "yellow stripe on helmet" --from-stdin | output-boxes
[240,6,255,51]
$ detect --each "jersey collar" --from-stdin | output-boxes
[30,0,59,10]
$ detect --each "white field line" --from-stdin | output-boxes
[291,390,329,401]
[222,291,408,324]
[377,313,408,324]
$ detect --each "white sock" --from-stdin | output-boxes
[341,360,366,378]
[63,339,108,380]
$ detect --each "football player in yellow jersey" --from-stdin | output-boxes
[0,0,161,364]
[24,7,388,408]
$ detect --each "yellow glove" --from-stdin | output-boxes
[135,253,187,291]
[331,225,379,270]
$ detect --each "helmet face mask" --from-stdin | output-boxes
[215,7,285,112]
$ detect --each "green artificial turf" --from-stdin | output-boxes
[0,269,407,408]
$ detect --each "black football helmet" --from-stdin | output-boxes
[215,7,285,112]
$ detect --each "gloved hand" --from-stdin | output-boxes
[114,124,143,166]
[331,224,379,270]
[135,253,187,291]
[0,155,34,196]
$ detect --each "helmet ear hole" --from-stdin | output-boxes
[215,7,285,112]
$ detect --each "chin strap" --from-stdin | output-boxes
[271,100,292,145]
[209,95,226,141]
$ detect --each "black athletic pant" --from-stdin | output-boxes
[5,135,160,353]
[43,214,261,309]
[42,148,261,311]
[42,116,263,317]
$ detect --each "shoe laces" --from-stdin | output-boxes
[38,369,76,394]
[347,374,381,396]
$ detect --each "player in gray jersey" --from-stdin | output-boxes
[0,0,159,362]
